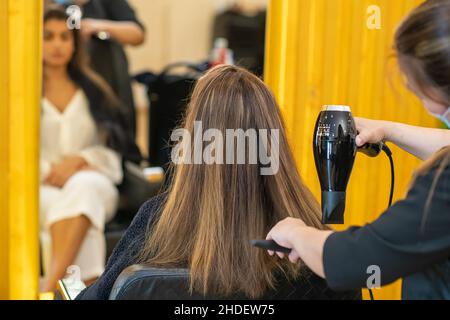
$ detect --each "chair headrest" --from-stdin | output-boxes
[110,265,198,300]
[109,264,362,300]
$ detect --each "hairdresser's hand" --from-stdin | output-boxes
[80,18,107,40]
[354,117,391,147]
[44,156,88,188]
[81,18,145,46]
[267,218,334,278]
[266,218,306,263]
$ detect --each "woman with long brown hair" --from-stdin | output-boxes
[267,0,450,300]
[76,64,359,299]
[40,6,135,292]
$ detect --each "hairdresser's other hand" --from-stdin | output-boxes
[266,217,306,263]
[80,18,144,46]
[44,156,88,188]
[354,117,391,147]
[80,18,107,40]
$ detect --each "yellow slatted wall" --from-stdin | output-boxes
[0,0,10,299]
[0,0,42,299]
[264,0,438,300]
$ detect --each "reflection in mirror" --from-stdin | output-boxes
[39,0,267,296]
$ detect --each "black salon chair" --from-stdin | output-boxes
[109,265,362,300]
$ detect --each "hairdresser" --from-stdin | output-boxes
[266,0,450,300]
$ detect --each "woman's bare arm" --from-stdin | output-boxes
[355,118,450,160]
[81,19,145,46]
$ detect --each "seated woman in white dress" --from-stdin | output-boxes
[40,7,129,292]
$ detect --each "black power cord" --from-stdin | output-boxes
[367,143,395,301]
[382,144,395,208]
[368,289,375,301]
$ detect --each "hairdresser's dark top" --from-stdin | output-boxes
[324,160,450,299]
[76,192,360,300]
[81,0,144,138]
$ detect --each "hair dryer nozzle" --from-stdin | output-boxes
[321,191,346,224]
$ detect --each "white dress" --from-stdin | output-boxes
[40,89,123,281]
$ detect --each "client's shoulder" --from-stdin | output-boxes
[140,191,168,214]
[128,191,168,232]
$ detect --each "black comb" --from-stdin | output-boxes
[250,240,291,254]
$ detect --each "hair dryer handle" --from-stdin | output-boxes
[357,142,383,157]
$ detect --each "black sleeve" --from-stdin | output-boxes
[76,193,165,300]
[323,163,450,291]
[100,0,145,31]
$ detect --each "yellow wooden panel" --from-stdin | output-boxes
[0,0,42,300]
[265,0,437,300]
[0,0,11,298]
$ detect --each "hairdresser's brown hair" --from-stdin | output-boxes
[139,65,327,298]
[395,0,450,216]
[395,0,450,106]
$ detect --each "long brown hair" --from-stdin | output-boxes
[139,65,327,298]
[395,0,450,225]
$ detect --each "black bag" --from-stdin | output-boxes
[134,62,209,169]
[212,9,266,76]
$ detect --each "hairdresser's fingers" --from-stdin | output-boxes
[355,133,369,147]
[266,233,288,258]
[355,118,370,146]
[355,117,388,147]
[266,219,300,250]
[357,129,386,147]
[288,250,300,264]
[265,233,275,256]
[266,233,290,252]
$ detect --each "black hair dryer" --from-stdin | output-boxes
[313,105,382,224]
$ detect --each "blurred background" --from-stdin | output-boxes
[126,0,268,158]
[0,0,440,300]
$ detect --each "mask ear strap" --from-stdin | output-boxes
[443,107,450,118]
[441,107,450,128]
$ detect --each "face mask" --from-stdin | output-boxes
[54,0,75,5]
[430,107,450,129]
